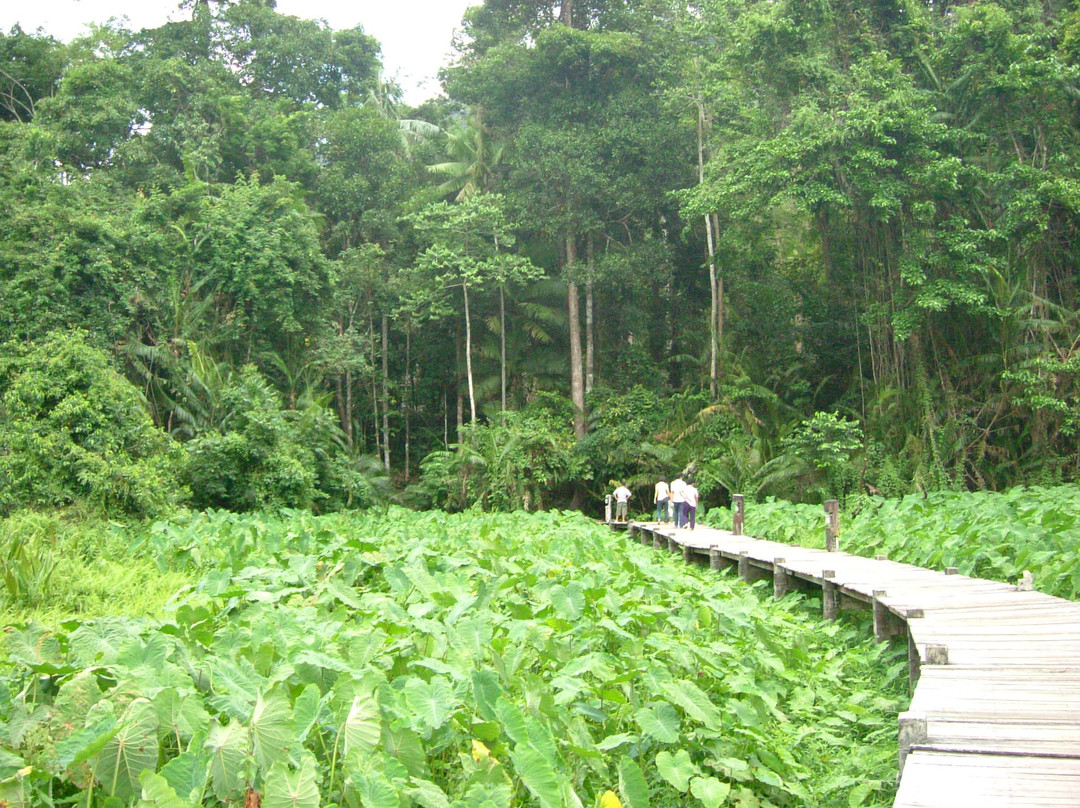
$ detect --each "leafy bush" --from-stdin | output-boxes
[417,406,582,511]
[183,366,380,513]
[0,330,181,517]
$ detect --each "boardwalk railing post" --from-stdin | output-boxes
[824,500,839,551]
[732,494,745,536]
[605,494,612,524]
[897,712,928,775]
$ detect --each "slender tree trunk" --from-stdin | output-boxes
[369,317,381,460]
[500,285,507,414]
[381,313,390,473]
[567,235,586,438]
[404,328,411,480]
[456,332,464,441]
[463,283,477,423]
[698,97,721,399]
[586,236,595,394]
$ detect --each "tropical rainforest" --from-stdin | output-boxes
[3,0,1080,517]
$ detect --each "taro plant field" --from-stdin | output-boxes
[704,484,1080,602]
[1,507,909,808]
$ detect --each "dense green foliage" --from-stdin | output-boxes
[4,0,1080,516]
[0,331,180,517]
[703,483,1080,601]
[1,508,908,807]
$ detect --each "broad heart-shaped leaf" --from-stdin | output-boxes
[471,669,503,721]
[348,768,400,808]
[136,770,196,808]
[251,687,295,772]
[494,697,529,747]
[549,582,585,621]
[634,704,680,744]
[662,680,723,732]
[509,745,561,808]
[655,749,697,793]
[402,676,456,736]
[262,754,320,808]
[383,725,427,778]
[154,689,210,744]
[407,777,451,808]
[617,756,650,808]
[205,720,248,801]
[57,714,118,769]
[344,693,381,759]
[293,684,321,745]
[689,776,730,808]
[93,698,160,803]
[158,748,208,804]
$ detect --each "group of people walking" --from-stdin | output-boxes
[610,472,700,530]
[653,473,699,529]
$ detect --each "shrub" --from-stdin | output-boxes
[0,330,180,517]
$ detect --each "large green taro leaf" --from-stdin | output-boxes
[136,769,196,808]
[343,693,381,758]
[251,687,295,773]
[262,754,320,808]
[618,756,651,808]
[205,720,248,801]
[93,698,160,803]
[509,745,561,808]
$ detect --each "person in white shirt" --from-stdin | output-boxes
[669,473,687,528]
[683,477,700,530]
[653,478,670,523]
[612,482,632,522]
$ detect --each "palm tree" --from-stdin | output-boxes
[427,107,505,202]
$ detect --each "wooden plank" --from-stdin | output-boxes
[895,751,1080,807]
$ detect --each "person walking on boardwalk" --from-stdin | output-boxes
[654,477,670,523]
[670,473,687,528]
[683,477,700,530]
[612,482,632,523]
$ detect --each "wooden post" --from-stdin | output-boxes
[875,554,888,561]
[822,570,838,620]
[908,632,920,689]
[653,534,664,550]
[925,644,949,665]
[945,567,958,575]
[667,536,679,553]
[732,494,745,536]
[738,550,750,581]
[640,531,651,546]
[683,546,694,565]
[709,547,722,570]
[824,500,839,551]
[605,494,612,524]
[773,558,789,599]
[905,611,925,690]
[897,712,928,774]
[873,590,904,642]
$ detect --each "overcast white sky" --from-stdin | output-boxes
[0,0,480,104]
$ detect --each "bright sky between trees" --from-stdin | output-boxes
[0,0,480,104]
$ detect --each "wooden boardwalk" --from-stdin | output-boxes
[625,519,1080,807]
